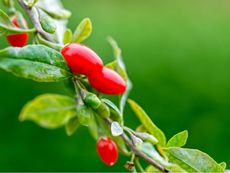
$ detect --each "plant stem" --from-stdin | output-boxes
[105,118,168,173]
[17,0,54,42]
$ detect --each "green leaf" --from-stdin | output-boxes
[219,162,227,170]
[27,0,39,7]
[73,18,92,43]
[165,147,224,172]
[39,11,56,34]
[128,99,166,146]
[63,28,73,44]
[0,45,71,82]
[65,116,80,136]
[77,105,93,126]
[145,165,161,173]
[15,12,27,29]
[167,130,188,147]
[120,79,132,115]
[102,98,122,123]
[88,113,98,139]
[38,6,71,20]
[19,94,77,129]
[140,142,186,173]
[0,10,35,34]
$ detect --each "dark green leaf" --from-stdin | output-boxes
[65,116,80,136]
[0,45,71,82]
[165,147,224,172]
[20,94,76,129]
[167,130,188,147]
[73,18,92,43]
[128,99,166,146]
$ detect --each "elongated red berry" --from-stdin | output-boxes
[61,43,103,75]
[96,137,118,166]
[6,16,29,47]
[88,67,126,95]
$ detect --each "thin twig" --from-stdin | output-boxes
[17,0,54,42]
[105,118,168,173]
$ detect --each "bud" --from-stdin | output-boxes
[84,93,101,109]
[39,12,56,34]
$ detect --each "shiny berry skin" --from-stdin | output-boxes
[6,16,29,47]
[61,43,103,75]
[96,137,118,166]
[88,67,126,95]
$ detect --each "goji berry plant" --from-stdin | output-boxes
[0,0,228,172]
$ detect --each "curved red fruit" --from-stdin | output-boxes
[88,67,126,95]
[6,16,29,47]
[96,137,118,166]
[61,43,103,75]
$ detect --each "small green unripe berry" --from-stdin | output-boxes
[95,102,110,118]
[84,93,101,109]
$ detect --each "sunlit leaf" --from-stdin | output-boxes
[165,147,224,172]
[19,94,76,129]
[73,18,92,43]
[167,130,188,147]
[63,28,73,44]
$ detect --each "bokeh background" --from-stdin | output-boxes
[0,0,230,171]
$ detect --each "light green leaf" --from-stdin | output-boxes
[0,10,35,34]
[0,45,71,82]
[65,116,80,136]
[38,6,71,20]
[145,165,161,173]
[120,79,132,115]
[165,147,224,172]
[167,130,188,147]
[128,99,166,146]
[111,121,123,136]
[219,162,227,170]
[63,28,73,44]
[73,18,92,43]
[140,143,186,173]
[77,105,93,126]
[19,94,76,129]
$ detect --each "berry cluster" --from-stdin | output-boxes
[61,43,127,95]
[61,44,124,165]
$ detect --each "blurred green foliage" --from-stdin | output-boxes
[0,0,229,171]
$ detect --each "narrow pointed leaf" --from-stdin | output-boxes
[128,99,166,146]
[63,28,73,44]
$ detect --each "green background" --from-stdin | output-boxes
[0,0,229,171]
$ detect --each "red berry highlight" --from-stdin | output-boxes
[88,67,126,95]
[6,16,29,47]
[61,43,103,75]
[96,137,118,166]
